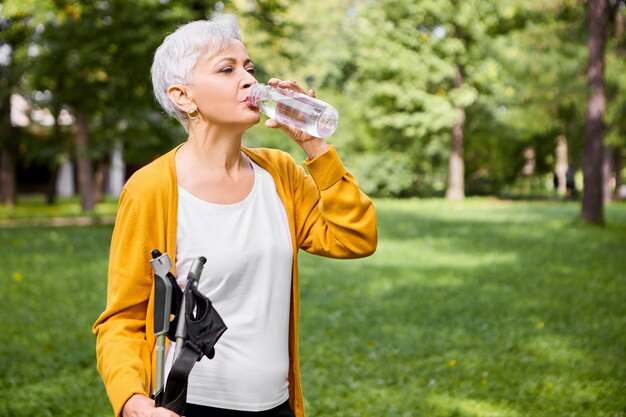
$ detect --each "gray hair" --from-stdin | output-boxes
[151,13,242,128]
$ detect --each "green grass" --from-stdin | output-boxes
[299,199,626,417]
[0,195,118,221]
[0,225,112,417]
[1,199,625,417]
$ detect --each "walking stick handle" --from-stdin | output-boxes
[150,249,174,405]
[173,256,207,360]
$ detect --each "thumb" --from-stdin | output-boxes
[265,119,280,128]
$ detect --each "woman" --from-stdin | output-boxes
[93,13,377,417]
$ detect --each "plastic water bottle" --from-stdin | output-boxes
[246,83,339,138]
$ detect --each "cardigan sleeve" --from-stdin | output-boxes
[92,189,154,417]
[292,146,378,258]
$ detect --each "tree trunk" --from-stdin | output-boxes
[56,159,75,197]
[0,92,16,207]
[614,148,623,201]
[446,65,465,201]
[0,148,16,207]
[75,112,95,212]
[108,142,125,197]
[555,135,568,197]
[602,148,613,203]
[46,105,65,205]
[45,165,59,205]
[582,0,608,224]
[94,160,107,204]
[521,147,536,177]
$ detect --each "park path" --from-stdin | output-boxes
[0,215,117,228]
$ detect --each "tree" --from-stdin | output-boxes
[6,0,625,203]
[28,1,223,210]
[0,1,42,206]
[582,0,609,223]
[346,0,550,198]
[487,2,589,196]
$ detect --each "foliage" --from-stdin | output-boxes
[344,151,416,198]
[494,2,588,171]
[347,1,457,148]
[2,0,626,201]
[26,0,212,166]
[335,0,563,194]
[0,1,50,157]
[235,0,294,83]
[605,4,626,149]
[1,200,625,416]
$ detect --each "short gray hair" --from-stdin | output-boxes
[151,13,242,128]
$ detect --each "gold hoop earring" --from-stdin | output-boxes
[186,107,199,120]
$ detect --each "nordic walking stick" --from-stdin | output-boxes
[149,249,174,406]
[173,256,207,360]
[157,255,227,415]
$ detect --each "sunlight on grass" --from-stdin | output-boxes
[370,240,519,269]
[0,194,118,220]
[426,394,522,417]
[299,199,626,417]
[523,333,587,365]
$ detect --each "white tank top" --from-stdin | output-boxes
[166,160,293,411]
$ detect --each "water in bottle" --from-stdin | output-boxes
[245,83,339,138]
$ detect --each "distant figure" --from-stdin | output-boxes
[566,166,577,199]
[553,171,559,190]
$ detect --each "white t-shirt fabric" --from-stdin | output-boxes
[165,159,293,411]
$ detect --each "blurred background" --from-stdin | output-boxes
[1,0,624,219]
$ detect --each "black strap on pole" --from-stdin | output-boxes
[160,279,228,415]
[149,250,228,415]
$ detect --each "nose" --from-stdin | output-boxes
[242,71,257,90]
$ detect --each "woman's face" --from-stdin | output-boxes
[188,39,259,128]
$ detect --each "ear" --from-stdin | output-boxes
[167,84,196,112]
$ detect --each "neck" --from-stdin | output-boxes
[184,123,246,172]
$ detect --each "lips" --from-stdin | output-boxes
[243,97,259,110]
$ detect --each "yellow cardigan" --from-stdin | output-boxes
[93,144,377,417]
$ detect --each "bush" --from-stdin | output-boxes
[344,152,415,198]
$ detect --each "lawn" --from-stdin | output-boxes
[0,195,118,224]
[1,199,624,417]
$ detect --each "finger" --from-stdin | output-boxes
[264,118,302,139]
[153,407,180,417]
[265,119,297,137]
[278,79,306,94]
[267,78,282,86]
[308,89,316,98]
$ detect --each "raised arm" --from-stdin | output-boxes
[292,146,378,258]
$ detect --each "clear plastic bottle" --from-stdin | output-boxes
[246,83,339,138]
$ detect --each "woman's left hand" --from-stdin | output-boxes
[265,78,329,160]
